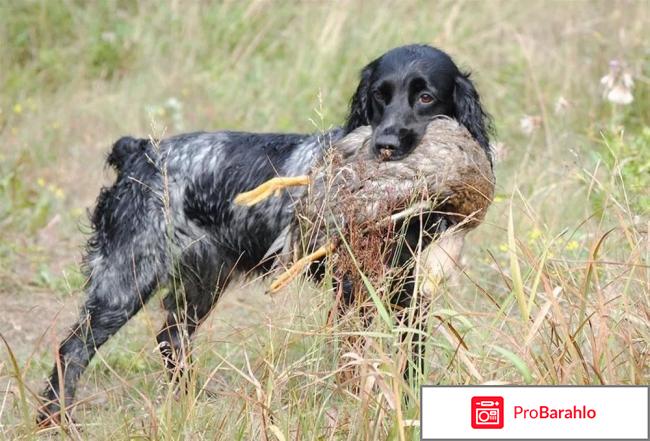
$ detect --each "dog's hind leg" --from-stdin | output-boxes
[38,247,168,426]
[156,247,232,383]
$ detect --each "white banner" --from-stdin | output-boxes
[421,386,648,440]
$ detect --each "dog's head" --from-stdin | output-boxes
[344,44,491,160]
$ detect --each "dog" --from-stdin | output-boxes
[37,44,491,425]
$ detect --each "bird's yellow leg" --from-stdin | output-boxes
[269,242,336,293]
[234,176,311,206]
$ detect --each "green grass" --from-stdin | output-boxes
[0,1,648,439]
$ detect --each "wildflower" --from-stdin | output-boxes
[554,96,571,114]
[527,228,542,243]
[498,243,508,252]
[520,115,542,136]
[565,240,579,251]
[166,97,182,111]
[13,103,22,114]
[37,178,46,187]
[46,183,65,199]
[493,195,505,203]
[600,60,634,105]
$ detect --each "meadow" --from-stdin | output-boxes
[0,1,648,439]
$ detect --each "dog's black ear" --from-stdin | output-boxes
[453,73,492,155]
[344,62,376,133]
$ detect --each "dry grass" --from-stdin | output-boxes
[0,1,648,439]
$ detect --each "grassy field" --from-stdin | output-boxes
[0,1,648,439]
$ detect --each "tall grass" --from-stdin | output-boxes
[0,1,648,439]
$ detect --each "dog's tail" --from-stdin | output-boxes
[107,136,152,174]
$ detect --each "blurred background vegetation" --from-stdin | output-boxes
[0,1,648,439]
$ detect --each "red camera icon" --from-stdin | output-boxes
[471,396,504,429]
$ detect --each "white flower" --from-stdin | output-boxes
[554,96,571,115]
[520,115,542,136]
[600,60,634,105]
[165,97,182,110]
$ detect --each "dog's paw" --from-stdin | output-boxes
[36,403,77,429]
[36,405,61,428]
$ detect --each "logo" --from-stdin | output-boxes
[471,396,504,429]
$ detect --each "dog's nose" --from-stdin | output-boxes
[374,134,400,160]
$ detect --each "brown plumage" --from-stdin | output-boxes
[263,117,495,292]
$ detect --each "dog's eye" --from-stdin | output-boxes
[372,90,384,102]
[419,93,434,104]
